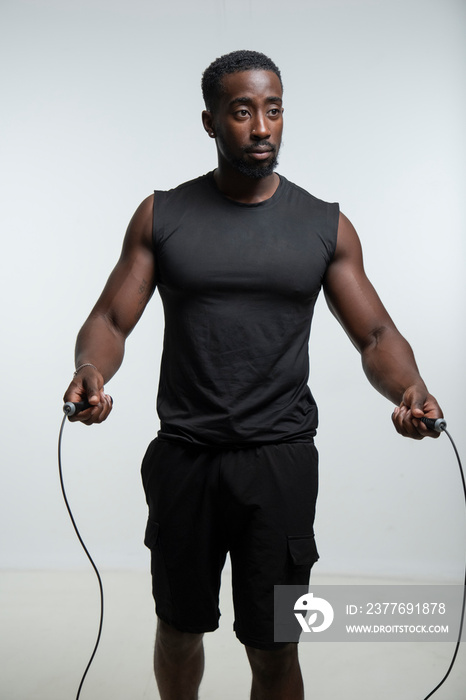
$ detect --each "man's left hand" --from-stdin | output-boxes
[391,386,443,440]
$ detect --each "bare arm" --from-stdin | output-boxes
[323,212,442,439]
[63,194,156,424]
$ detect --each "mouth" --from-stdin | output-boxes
[245,146,275,161]
[248,150,273,160]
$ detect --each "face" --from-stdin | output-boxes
[203,70,284,179]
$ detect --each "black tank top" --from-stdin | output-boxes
[152,172,339,446]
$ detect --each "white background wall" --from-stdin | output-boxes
[1,0,465,580]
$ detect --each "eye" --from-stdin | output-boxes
[235,109,250,119]
[268,108,282,117]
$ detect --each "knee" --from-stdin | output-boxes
[156,619,204,659]
[246,643,299,681]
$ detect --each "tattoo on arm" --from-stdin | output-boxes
[134,278,151,322]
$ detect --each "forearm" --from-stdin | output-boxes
[75,312,126,384]
[361,326,427,405]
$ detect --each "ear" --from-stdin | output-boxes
[202,110,216,138]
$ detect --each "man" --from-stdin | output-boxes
[63,50,443,700]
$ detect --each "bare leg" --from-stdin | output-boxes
[154,618,205,700]
[246,643,304,700]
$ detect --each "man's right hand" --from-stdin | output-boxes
[63,366,113,425]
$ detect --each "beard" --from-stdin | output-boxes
[223,140,280,179]
[230,153,279,179]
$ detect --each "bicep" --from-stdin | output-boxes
[323,212,396,352]
[90,195,156,338]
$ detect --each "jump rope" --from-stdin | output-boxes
[59,402,465,699]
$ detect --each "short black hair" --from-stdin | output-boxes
[201,50,282,112]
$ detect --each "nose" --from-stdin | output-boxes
[251,112,270,140]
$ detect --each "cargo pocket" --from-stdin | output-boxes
[287,534,319,569]
[143,518,172,618]
[144,518,160,550]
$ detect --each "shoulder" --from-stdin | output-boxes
[151,173,217,248]
[279,176,340,235]
[279,176,340,259]
[131,175,212,227]
[279,175,339,211]
[332,212,364,262]
[119,194,155,255]
[154,172,214,205]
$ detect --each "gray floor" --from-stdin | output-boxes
[1,569,465,699]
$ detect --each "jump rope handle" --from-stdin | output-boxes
[63,397,113,417]
[63,400,91,416]
[420,416,447,432]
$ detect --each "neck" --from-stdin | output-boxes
[213,164,279,204]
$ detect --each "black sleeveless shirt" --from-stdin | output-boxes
[152,172,339,446]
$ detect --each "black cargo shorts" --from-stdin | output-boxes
[141,439,319,649]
